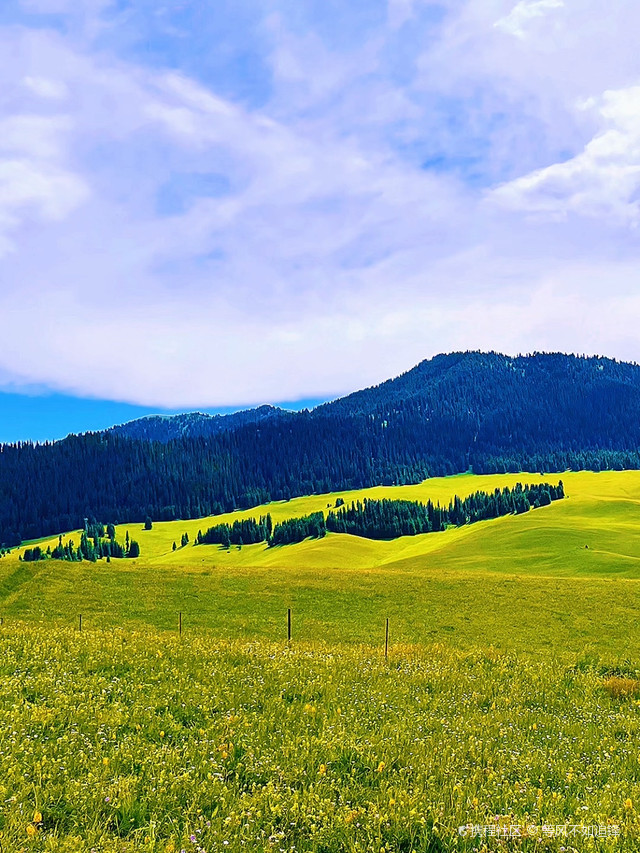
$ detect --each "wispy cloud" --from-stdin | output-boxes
[0,1,640,407]
[494,0,564,39]
[492,86,640,224]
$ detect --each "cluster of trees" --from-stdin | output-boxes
[196,516,272,548]
[194,512,326,548]
[0,352,638,545]
[479,449,640,475]
[447,481,564,523]
[21,523,139,563]
[189,481,564,549]
[326,499,445,538]
[171,533,190,551]
[269,512,326,547]
[326,482,564,540]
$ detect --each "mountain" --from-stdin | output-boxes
[109,405,288,442]
[3,350,640,545]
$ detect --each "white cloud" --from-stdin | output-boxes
[23,76,68,100]
[20,0,112,14]
[0,160,87,222]
[387,0,419,29]
[0,3,640,407]
[0,115,72,159]
[0,109,87,255]
[495,0,564,39]
[491,86,640,223]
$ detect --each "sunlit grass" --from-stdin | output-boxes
[4,472,640,848]
[4,471,640,655]
[14,469,640,578]
[1,626,639,851]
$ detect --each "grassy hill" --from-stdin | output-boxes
[2,470,640,655]
[3,471,640,850]
[16,470,630,570]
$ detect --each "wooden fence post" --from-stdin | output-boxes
[287,608,292,644]
[179,611,182,636]
[385,617,389,660]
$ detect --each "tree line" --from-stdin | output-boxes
[270,512,326,546]
[326,481,564,540]
[191,482,564,548]
[196,516,273,548]
[21,521,139,562]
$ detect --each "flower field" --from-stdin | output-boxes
[1,625,639,851]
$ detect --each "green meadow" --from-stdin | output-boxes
[2,628,639,852]
[3,471,640,850]
[4,470,640,654]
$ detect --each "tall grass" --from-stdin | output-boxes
[1,625,638,851]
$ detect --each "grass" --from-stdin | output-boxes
[16,469,640,578]
[3,470,640,849]
[1,627,639,851]
[3,470,640,654]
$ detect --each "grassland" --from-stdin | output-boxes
[2,626,639,852]
[3,471,640,850]
[3,470,640,654]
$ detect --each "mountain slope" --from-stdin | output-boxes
[109,405,288,442]
[3,350,640,544]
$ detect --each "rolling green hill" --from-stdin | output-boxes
[3,472,640,850]
[2,470,640,655]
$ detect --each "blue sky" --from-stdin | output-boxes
[2,0,640,440]
[0,390,324,443]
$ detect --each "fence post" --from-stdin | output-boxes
[79,614,82,632]
[179,611,182,636]
[385,617,389,660]
[287,608,292,644]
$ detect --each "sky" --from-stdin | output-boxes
[0,389,324,443]
[1,0,640,440]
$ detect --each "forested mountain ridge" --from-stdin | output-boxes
[2,351,640,546]
[109,404,288,441]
